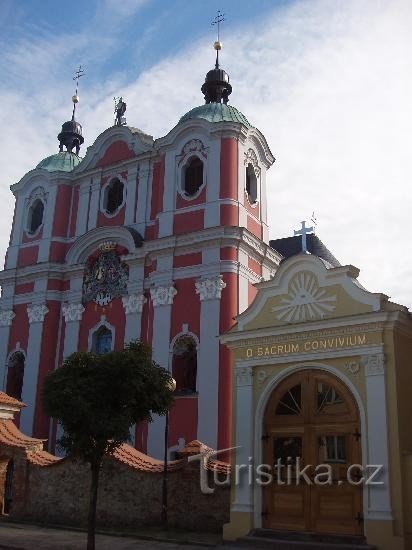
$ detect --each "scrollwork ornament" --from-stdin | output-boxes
[27,304,49,324]
[122,293,146,314]
[150,285,177,307]
[62,303,85,323]
[195,276,227,301]
[0,310,15,327]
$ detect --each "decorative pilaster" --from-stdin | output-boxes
[0,309,15,390]
[362,353,392,520]
[232,363,254,514]
[150,285,177,307]
[62,303,85,323]
[147,281,175,457]
[195,275,226,301]
[27,304,49,324]
[20,303,49,435]
[196,274,226,449]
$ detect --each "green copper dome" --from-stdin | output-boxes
[36,151,82,172]
[179,103,251,128]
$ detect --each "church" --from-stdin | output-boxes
[0,32,411,550]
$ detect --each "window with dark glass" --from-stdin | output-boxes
[27,199,44,234]
[105,178,124,214]
[183,156,203,197]
[92,326,113,355]
[245,163,257,204]
[6,352,25,400]
[172,336,197,393]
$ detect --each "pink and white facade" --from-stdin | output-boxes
[0,66,280,457]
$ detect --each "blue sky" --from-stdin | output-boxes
[0,0,412,307]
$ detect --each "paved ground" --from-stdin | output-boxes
[0,523,233,550]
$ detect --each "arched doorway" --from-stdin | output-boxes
[262,369,362,535]
[1,459,14,515]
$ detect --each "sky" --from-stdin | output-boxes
[0,0,411,307]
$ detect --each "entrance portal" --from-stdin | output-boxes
[262,370,362,535]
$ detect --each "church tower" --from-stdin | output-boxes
[0,39,279,457]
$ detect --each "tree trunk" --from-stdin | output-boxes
[87,461,100,550]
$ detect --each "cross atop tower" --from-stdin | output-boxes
[71,65,85,120]
[211,10,225,68]
[294,221,314,253]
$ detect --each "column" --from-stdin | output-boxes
[135,160,151,235]
[76,179,91,236]
[195,275,226,449]
[0,310,15,389]
[231,365,254,513]
[146,283,177,458]
[363,353,393,520]
[122,293,146,344]
[20,304,49,435]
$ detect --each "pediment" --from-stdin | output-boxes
[236,254,386,331]
[75,126,154,173]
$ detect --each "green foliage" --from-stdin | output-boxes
[42,340,174,464]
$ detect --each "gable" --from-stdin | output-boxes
[236,254,384,332]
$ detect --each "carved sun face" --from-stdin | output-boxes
[272,272,337,323]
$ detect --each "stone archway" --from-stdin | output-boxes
[0,456,13,515]
[262,369,362,536]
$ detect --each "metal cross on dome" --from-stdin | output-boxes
[294,220,314,253]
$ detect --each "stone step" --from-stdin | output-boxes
[233,530,377,550]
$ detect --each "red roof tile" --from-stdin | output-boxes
[0,392,26,408]
[0,419,45,450]
[179,440,214,456]
[111,443,183,473]
[26,449,61,466]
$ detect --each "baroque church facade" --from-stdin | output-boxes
[0,40,411,550]
[0,46,279,459]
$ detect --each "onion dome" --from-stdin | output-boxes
[179,103,251,127]
[36,151,82,172]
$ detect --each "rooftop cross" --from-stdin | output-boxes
[294,220,314,253]
[71,65,85,120]
[211,10,225,68]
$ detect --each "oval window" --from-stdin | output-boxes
[104,178,124,215]
[183,156,204,197]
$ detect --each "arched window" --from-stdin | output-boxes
[245,163,258,204]
[183,156,203,197]
[27,199,44,234]
[92,326,113,355]
[104,178,124,214]
[172,336,197,394]
[6,352,25,400]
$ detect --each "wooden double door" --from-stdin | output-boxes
[263,370,362,535]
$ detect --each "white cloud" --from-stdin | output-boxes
[1,0,411,308]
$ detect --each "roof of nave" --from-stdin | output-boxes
[270,234,341,268]
[36,151,83,172]
[179,103,251,128]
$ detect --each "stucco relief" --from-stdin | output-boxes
[0,310,15,327]
[244,148,261,177]
[27,304,49,324]
[150,285,177,307]
[362,354,385,376]
[272,271,337,323]
[195,276,226,301]
[122,293,146,314]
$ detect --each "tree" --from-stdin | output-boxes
[42,340,174,550]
